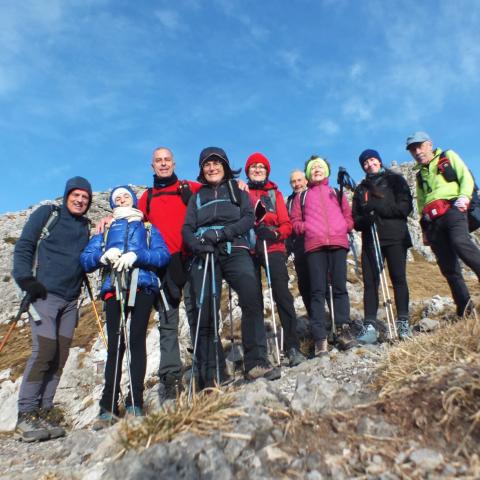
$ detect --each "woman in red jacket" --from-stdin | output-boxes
[245,152,306,367]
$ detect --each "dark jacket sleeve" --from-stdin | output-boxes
[182,194,201,253]
[374,173,413,219]
[13,205,53,283]
[352,186,371,232]
[223,190,255,240]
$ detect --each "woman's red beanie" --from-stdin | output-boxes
[245,152,271,176]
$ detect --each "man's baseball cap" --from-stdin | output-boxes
[405,131,431,150]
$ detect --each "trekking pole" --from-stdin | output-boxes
[210,253,221,386]
[228,286,236,380]
[348,233,361,278]
[188,253,211,403]
[327,273,336,343]
[0,295,30,355]
[84,276,108,350]
[110,271,135,418]
[263,240,281,366]
[371,223,397,340]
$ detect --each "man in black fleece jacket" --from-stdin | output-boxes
[13,176,92,442]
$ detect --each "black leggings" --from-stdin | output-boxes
[100,291,155,412]
[253,251,300,351]
[362,242,409,322]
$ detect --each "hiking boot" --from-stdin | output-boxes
[92,410,117,431]
[356,324,378,345]
[125,406,144,417]
[161,374,184,400]
[335,324,358,350]
[245,361,281,381]
[38,408,66,439]
[396,319,412,340]
[286,348,306,367]
[15,411,50,442]
[315,339,328,357]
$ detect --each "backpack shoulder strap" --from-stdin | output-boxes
[300,189,308,221]
[333,187,343,211]
[33,204,61,276]
[146,188,153,216]
[267,189,277,211]
[144,222,152,248]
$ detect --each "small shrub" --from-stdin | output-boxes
[4,236,18,245]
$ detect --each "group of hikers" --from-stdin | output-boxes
[10,131,480,442]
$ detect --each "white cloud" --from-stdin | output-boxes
[342,97,372,121]
[318,119,340,137]
[154,8,182,31]
[349,62,364,80]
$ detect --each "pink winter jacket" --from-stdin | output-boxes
[290,179,353,253]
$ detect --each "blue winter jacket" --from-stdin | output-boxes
[80,219,170,298]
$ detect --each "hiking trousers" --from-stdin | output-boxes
[188,248,268,388]
[157,276,194,383]
[362,242,409,322]
[18,294,78,413]
[100,291,154,412]
[307,248,350,342]
[426,208,480,315]
[253,251,300,351]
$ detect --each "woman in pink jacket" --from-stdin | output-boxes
[290,156,357,356]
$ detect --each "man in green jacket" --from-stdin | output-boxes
[407,131,480,317]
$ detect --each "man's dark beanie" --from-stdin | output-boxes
[359,149,383,170]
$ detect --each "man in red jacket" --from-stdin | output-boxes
[245,152,306,367]
[138,146,201,398]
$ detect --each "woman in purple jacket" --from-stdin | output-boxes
[290,156,357,356]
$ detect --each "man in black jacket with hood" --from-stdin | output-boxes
[13,176,92,442]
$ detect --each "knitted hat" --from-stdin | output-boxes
[245,152,271,177]
[304,156,330,181]
[358,149,383,170]
[109,185,138,209]
[63,176,92,211]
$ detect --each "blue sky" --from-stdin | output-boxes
[2,0,480,213]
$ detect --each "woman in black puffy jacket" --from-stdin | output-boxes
[352,149,413,340]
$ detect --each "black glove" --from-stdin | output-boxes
[256,226,278,241]
[201,229,226,246]
[192,242,215,256]
[17,277,47,301]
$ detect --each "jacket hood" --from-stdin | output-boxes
[63,176,92,212]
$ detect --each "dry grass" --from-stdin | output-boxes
[118,388,246,451]
[375,313,480,396]
[372,311,480,458]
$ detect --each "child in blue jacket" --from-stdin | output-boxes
[81,186,170,427]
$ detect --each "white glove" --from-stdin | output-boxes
[454,196,470,212]
[100,247,122,265]
[113,252,137,271]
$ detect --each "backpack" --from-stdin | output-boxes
[145,180,192,216]
[416,150,480,232]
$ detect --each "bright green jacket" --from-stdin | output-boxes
[415,148,475,215]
